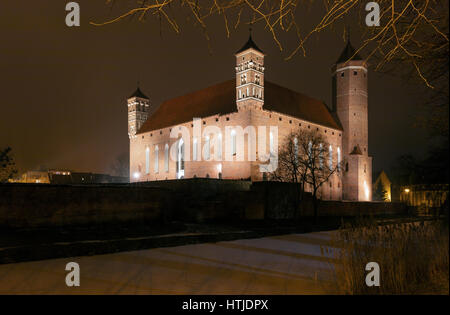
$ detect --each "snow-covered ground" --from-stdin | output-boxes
[0,230,339,294]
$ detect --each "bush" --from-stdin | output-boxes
[323,218,449,294]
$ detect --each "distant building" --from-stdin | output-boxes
[11,170,128,184]
[373,170,391,201]
[10,171,50,184]
[400,184,449,210]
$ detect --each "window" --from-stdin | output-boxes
[164,144,169,172]
[231,130,236,156]
[145,147,150,174]
[294,137,298,165]
[217,133,222,160]
[319,143,323,169]
[193,138,198,161]
[308,141,312,162]
[154,145,159,173]
[337,147,341,172]
[329,145,333,170]
[176,138,185,179]
[205,136,211,160]
[269,131,274,155]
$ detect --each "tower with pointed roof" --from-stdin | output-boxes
[332,39,372,201]
[127,85,150,139]
[235,32,265,111]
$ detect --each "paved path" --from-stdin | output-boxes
[0,231,338,294]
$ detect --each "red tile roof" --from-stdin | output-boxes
[137,80,342,134]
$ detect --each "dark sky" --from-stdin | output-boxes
[0,0,428,175]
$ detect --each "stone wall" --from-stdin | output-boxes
[0,180,408,228]
[251,181,406,219]
[0,183,169,228]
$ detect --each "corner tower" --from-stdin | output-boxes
[332,40,372,201]
[235,33,265,111]
[127,86,150,138]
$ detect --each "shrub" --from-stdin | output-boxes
[323,218,449,294]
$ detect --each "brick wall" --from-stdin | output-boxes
[0,183,169,228]
[0,180,407,228]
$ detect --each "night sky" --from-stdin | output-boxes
[0,1,428,175]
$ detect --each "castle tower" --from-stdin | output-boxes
[332,40,372,201]
[235,33,265,111]
[127,85,150,138]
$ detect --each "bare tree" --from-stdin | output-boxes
[270,130,307,217]
[93,1,448,87]
[271,130,342,223]
[298,130,341,223]
[0,147,18,183]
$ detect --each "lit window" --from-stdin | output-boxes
[329,145,333,170]
[204,136,210,160]
[231,130,236,156]
[193,138,198,161]
[217,133,222,160]
[319,143,323,169]
[177,138,185,179]
[337,147,341,171]
[164,144,169,172]
[269,131,274,155]
[308,141,312,165]
[294,137,298,165]
[145,147,150,174]
[154,145,159,173]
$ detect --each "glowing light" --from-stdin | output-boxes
[364,180,369,200]
[133,172,140,179]
[404,188,410,193]
[217,163,222,173]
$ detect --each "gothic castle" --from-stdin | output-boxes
[127,35,372,201]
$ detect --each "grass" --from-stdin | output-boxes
[323,217,449,294]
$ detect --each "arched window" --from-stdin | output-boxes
[308,141,312,165]
[337,147,341,172]
[231,130,236,156]
[164,144,169,172]
[204,136,210,160]
[154,145,159,173]
[145,147,150,174]
[217,133,222,160]
[294,137,298,165]
[177,138,185,179]
[193,138,198,161]
[329,145,333,170]
[319,143,323,169]
[269,131,274,155]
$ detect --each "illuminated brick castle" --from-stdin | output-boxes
[128,35,372,201]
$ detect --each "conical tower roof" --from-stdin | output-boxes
[236,34,264,54]
[129,86,149,99]
[336,40,362,63]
